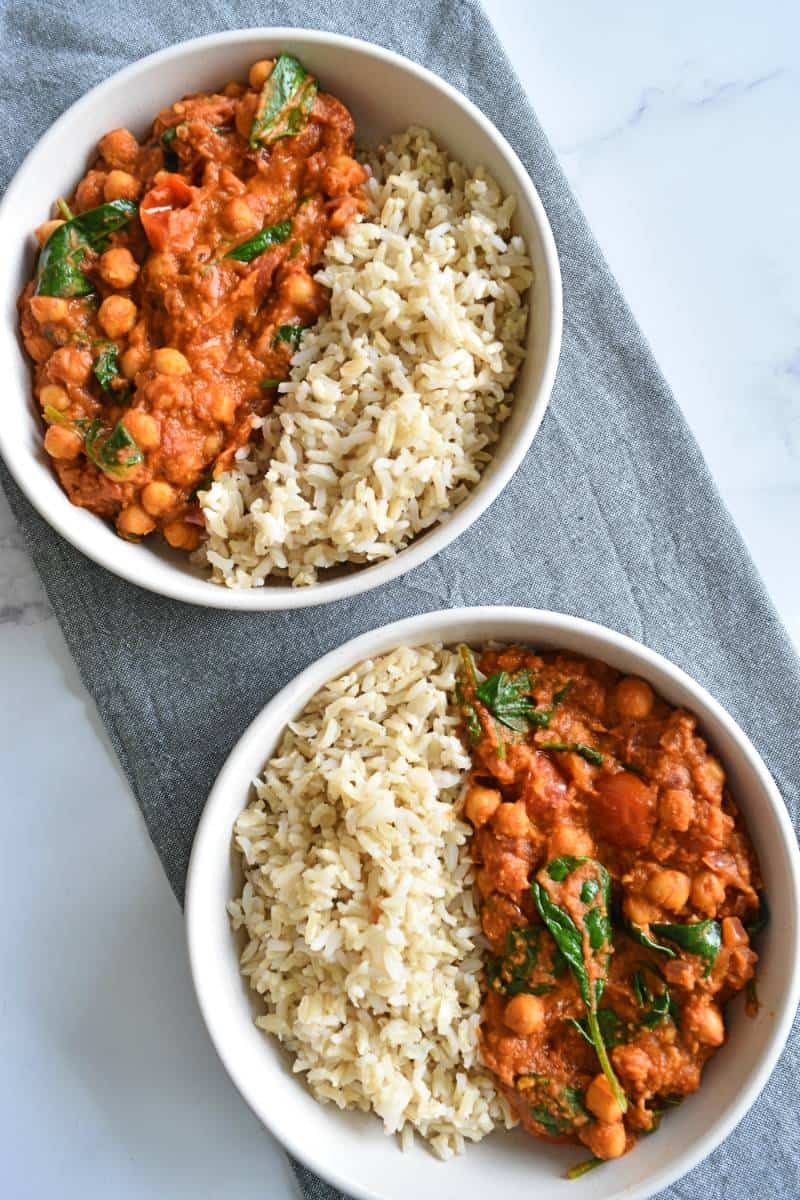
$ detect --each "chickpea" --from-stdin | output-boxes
[39,384,69,412]
[203,431,224,459]
[223,80,245,98]
[464,784,502,828]
[122,409,161,450]
[624,893,660,926]
[104,170,141,202]
[645,868,691,912]
[24,335,52,363]
[48,346,92,385]
[35,218,65,247]
[74,171,107,211]
[683,998,724,1047]
[222,196,259,234]
[548,825,594,860]
[584,1120,627,1160]
[615,676,655,719]
[504,993,545,1036]
[117,504,155,539]
[98,128,140,169]
[98,295,138,338]
[30,295,69,324]
[141,480,177,517]
[695,757,725,801]
[99,247,139,289]
[210,385,237,424]
[152,347,191,377]
[163,519,202,551]
[235,92,260,140]
[44,424,82,460]
[284,272,318,306]
[690,871,726,916]
[492,800,530,839]
[585,1074,624,1124]
[147,252,171,284]
[120,347,147,380]
[248,59,274,89]
[659,787,695,832]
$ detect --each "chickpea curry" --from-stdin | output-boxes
[18,53,367,548]
[457,645,765,1175]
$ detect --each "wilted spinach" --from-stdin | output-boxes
[84,419,143,480]
[533,856,627,1114]
[250,53,318,148]
[36,200,138,297]
[224,219,292,262]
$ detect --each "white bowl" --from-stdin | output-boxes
[0,29,562,610]
[186,606,800,1200]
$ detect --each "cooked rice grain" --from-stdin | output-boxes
[227,644,515,1157]
[200,127,532,587]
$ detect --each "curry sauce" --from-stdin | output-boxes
[458,645,763,1168]
[18,54,367,548]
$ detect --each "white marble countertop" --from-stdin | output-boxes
[2,3,798,1196]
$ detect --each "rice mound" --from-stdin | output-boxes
[227,644,515,1158]
[199,126,532,587]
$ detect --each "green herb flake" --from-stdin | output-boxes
[745,893,769,938]
[92,342,120,391]
[566,1157,603,1181]
[224,219,292,263]
[273,322,305,350]
[540,740,604,766]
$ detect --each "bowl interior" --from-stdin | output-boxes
[0,31,560,609]
[186,608,800,1200]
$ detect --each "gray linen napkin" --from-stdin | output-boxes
[1,2,798,1197]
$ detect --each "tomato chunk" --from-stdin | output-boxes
[140,174,198,251]
[591,772,656,848]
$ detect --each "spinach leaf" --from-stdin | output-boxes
[486,925,542,997]
[567,1007,627,1048]
[249,53,318,148]
[516,1074,587,1137]
[273,323,305,350]
[540,740,604,766]
[476,669,537,733]
[224,219,292,262]
[552,680,575,705]
[160,125,182,171]
[36,200,138,298]
[631,963,677,1026]
[93,342,120,391]
[84,419,144,480]
[533,857,627,1113]
[626,923,677,959]
[745,892,769,938]
[650,920,721,975]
